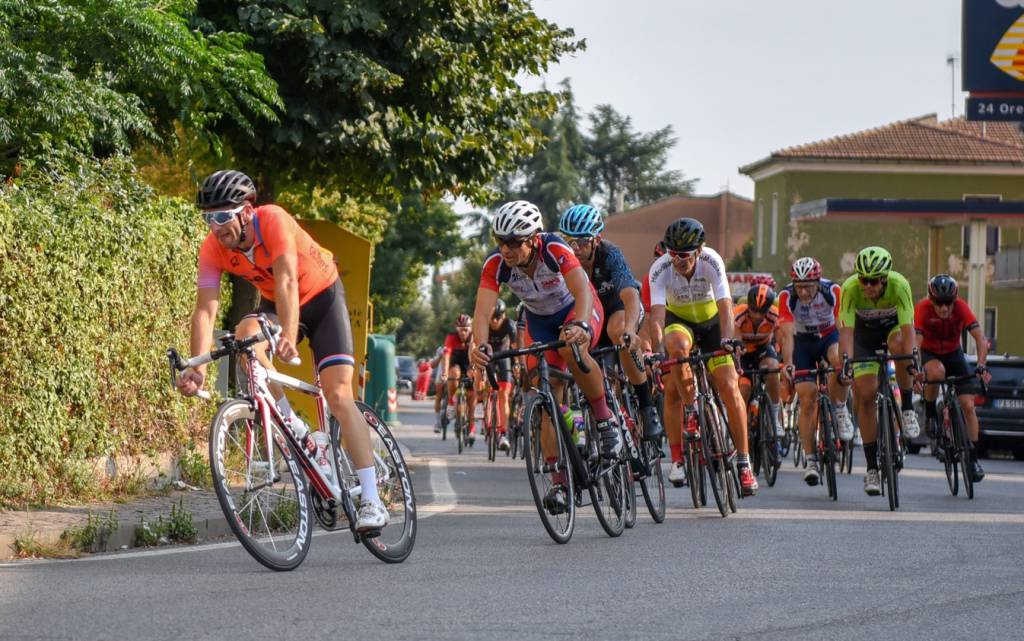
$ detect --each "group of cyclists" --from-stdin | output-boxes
[176,169,994,536]
[426,198,995,506]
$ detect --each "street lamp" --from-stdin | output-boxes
[947,54,960,118]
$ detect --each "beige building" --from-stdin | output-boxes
[602,192,754,277]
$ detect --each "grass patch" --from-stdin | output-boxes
[60,510,119,553]
[12,530,77,559]
[134,499,199,546]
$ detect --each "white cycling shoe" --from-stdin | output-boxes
[668,462,687,487]
[834,405,855,441]
[902,410,921,439]
[356,500,390,531]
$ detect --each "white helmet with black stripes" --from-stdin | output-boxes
[492,200,543,238]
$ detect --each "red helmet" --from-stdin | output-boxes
[790,257,822,282]
[455,314,472,328]
[751,274,777,290]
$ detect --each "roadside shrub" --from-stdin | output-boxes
[0,157,214,507]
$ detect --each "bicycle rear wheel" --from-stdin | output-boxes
[487,396,498,462]
[522,393,576,543]
[339,403,417,563]
[684,439,702,509]
[952,402,973,499]
[623,463,637,529]
[640,440,667,523]
[590,458,627,537]
[209,399,312,571]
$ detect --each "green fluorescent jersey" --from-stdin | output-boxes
[839,270,914,330]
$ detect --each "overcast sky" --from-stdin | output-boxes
[520,0,965,199]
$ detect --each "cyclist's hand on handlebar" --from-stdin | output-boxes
[621,330,641,352]
[176,367,205,397]
[720,337,742,353]
[276,336,300,364]
[561,323,590,346]
[977,365,992,385]
[471,344,492,368]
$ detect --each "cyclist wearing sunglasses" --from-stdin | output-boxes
[471,200,616,514]
[838,246,918,496]
[176,169,390,532]
[914,274,991,481]
[442,314,479,443]
[558,204,663,442]
[777,256,852,486]
[735,284,784,435]
[648,217,758,496]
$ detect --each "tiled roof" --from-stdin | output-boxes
[758,115,1024,166]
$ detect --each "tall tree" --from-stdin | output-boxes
[196,1,582,203]
[0,0,280,172]
[496,79,589,228]
[585,104,694,213]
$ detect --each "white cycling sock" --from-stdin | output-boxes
[357,466,380,504]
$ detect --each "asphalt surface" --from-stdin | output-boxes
[2,398,1023,641]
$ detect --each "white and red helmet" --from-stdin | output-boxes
[790,257,822,282]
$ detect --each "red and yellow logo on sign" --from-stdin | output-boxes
[992,10,1024,80]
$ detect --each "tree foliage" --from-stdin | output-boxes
[585,104,695,213]
[0,0,280,171]
[196,0,582,202]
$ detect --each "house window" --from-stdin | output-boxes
[961,225,1000,258]
[770,193,778,256]
[756,199,764,258]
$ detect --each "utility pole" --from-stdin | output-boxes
[947,54,960,118]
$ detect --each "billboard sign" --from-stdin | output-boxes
[964,1,1024,119]
[728,272,774,298]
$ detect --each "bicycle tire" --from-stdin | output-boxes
[685,439,702,509]
[761,396,781,487]
[487,395,498,462]
[941,405,958,496]
[700,397,729,517]
[640,440,667,523]
[209,399,312,571]
[952,400,973,499]
[623,462,637,529]
[878,397,899,511]
[522,393,575,543]
[590,458,627,537]
[339,403,417,563]
[841,439,854,475]
[819,400,838,501]
[749,413,762,478]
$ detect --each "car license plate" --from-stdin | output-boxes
[994,398,1024,410]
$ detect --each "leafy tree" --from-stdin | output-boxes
[0,0,280,172]
[585,104,694,213]
[196,0,582,203]
[726,238,754,271]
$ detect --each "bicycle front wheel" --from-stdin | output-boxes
[522,393,576,543]
[209,399,312,571]
[878,397,899,511]
[334,404,418,563]
[761,400,781,487]
[952,401,973,499]
[941,407,958,496]
[640,440,667,523]
[700,398,729,518]
[819,401,838,501]
[590,458,627,537]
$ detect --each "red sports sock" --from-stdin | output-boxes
[589,394,612,421]
[670,442,683,464]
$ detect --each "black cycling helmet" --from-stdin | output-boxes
[663,218,705,252]
[747,284,776,313]
[928,274,959,304]
[492,299,507,319]
[197,170,257,209]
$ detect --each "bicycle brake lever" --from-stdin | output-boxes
[570,342,590,374]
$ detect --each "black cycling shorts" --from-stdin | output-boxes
[248,278,354,373]
[740,344,780,374]
[921,347,978,393]
[448,350,470,373]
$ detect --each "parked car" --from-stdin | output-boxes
[971,354,1024,460]
[395,355,417,395]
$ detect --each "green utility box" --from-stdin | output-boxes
[366,334,398,423]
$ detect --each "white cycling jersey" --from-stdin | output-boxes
[648,246,730,324]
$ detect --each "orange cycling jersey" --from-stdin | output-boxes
[734,303,779,353]
[197,205,337,305]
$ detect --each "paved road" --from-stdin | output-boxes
[2,399,1022,641]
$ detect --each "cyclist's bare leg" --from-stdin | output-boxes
[557,344,603,399]
[447,365,462,406]
[796,381,818,456]
[923,359,944,406]
[888,332,915,391]
[663,329,694,462]
[826,343,848,405]
[319,364,373,469]
[497,383,511,434]
[959,393,980,441]
[607,310,648,388]
[762,356,781,405]
[853,373,879,444]
[711,362,749,454]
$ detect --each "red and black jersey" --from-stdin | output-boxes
[443,332,471,355]
[914,298,979,355]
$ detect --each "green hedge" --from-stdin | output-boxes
[0,159,213,507]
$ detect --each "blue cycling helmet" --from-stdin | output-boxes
[558,204,605,237]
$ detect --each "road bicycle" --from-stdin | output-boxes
[925,371,985,499]
[844,348,918,511]
[743,365,783,487]
[656,344,741,518]
[486,340,629,543]
[592,340,666,525]
[791,364,841,500]
[451,375,474,454]
[167,317,416,570]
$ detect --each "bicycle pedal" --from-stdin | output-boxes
[357,527,382,539]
